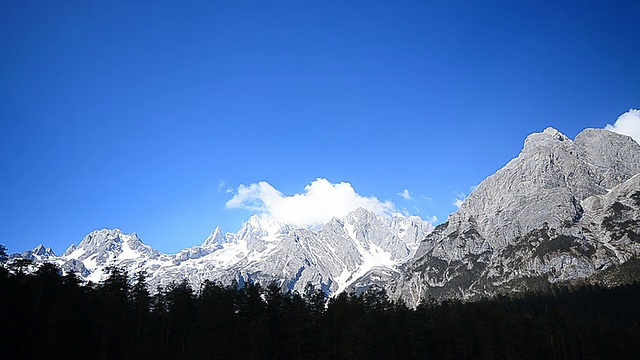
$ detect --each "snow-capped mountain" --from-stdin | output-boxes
[22,208,433,295]
[387,127,640,306]
[10,244,56,261]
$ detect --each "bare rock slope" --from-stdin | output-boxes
[390,128,640,306]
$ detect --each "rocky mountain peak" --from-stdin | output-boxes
[32,244,55,257]
[58,228,157,279]
[202,226,225,247]
[574,128,640,189]
[543,126,569,138]
[522,126,571,152]
[347,207,377,220]
[12,244,57,261]
[74,228,130,247]
[455,128,640,249]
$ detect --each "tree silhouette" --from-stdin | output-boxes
[0,244,7,263]
[1,263,640,359]
[96,265,131,359]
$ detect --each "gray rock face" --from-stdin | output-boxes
[391,128,640,306]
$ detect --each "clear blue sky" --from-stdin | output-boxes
[2,1,639,254]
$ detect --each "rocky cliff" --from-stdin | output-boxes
[389,128,640,306]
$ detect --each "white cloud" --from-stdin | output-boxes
[398,189,412,200]
[419,195,432,204]
[453,192,466,208]
[605,109,640,144]
[226,178,398,227]
[217,179,234,194]
[453,185,478,209]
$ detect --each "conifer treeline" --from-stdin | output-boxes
[1,261,640,359]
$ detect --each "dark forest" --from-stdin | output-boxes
[1,260,639,360]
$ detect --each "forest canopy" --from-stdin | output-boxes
[1,261,639,359]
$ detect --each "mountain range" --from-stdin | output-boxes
[10,127,640,304]
[12,208,433,296]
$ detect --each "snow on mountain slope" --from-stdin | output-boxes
[28,208,433,295]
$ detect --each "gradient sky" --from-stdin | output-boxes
[2,1,639,255]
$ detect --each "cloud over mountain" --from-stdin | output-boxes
[226,178,397,227]
[398,189,412,200]
[605,109,640,144]
[453,193,466,208]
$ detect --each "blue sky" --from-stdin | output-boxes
[2,1,639,254]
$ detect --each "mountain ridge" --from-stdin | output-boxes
[13,208,433,295]
[7,126,640,305]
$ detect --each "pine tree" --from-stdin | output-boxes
[0,244,8,263]
[97,265,131,359]
[163,279,196,359]
[129,270,151,357]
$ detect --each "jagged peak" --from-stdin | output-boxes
[202,226,224,247]
[235,214,287,243]
[75,228,141,250]
[33,244,46,252]
[576,127,640,147]
[32,244,55,257]
[344,207,380,224]
[576,127,609,137]
[243,214,270,229]
[542,126,569,139]
[523,127,571,151]
[326,216,344,227]
[351,207,375,216]
[522,126,638,154]
[93,228,123,235]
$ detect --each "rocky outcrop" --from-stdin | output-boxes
[391,128,640,306]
